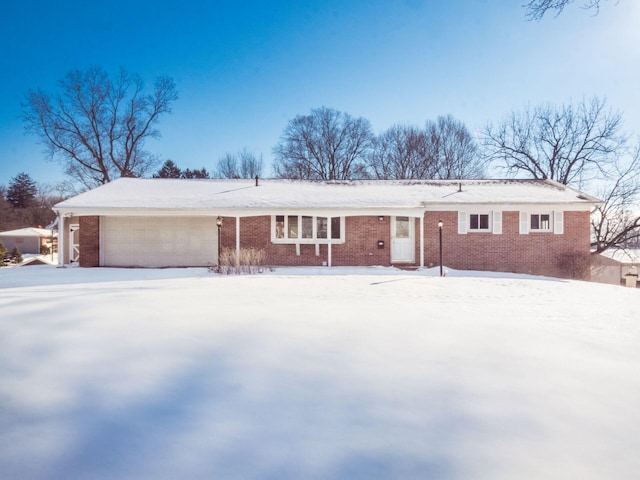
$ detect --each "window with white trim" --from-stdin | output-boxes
[519,211,564,235]
[530,213,551,231]
[469,213,490,231]
[272,215,344,243]
[458,211,502,234]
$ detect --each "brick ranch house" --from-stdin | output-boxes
[52,177,601,279]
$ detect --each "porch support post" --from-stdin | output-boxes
[235,217,240,259]
[327,217,332,267]
[419,213,424,268]
[57,214,65,266]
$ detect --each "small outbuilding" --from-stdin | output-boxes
[0,228,57,255]
[591,249,640,286]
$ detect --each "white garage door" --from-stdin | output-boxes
[102,217,217,267]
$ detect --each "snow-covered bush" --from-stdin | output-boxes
[557,251,591,280]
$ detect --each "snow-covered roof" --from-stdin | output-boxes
[0,227,56,238]
[53,178,601,214]
[598,248,640,265]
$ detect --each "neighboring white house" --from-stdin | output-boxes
[0,228,57,255]
[591,248,640,286]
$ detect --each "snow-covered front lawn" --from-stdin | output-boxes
[1,266,639,480]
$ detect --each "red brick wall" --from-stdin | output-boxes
[81,211,591,278]
[79,216,100,267]
[222,211,590,278]
[423,211,591,279]
[220,215,393,267]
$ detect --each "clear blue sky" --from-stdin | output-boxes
[1,0,639,186]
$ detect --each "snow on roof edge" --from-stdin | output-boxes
[52,177,603,211]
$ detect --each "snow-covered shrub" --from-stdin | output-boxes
[557,252,591,280]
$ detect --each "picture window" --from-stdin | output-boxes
[273,215,344,243]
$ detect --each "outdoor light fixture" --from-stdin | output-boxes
[216,216,223,269]
[438,220,444,277]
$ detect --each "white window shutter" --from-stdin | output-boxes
[492,211,502,234]
[458,211,467,234]
[554,211,564,234]
[519,212,529,234]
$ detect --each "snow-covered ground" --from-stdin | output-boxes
[1,265,639,480]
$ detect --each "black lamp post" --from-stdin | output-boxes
[438,219,444,277]
[216,216,222,267]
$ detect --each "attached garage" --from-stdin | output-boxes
[101,216,217,267]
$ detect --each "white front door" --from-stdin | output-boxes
[391,216,415,263]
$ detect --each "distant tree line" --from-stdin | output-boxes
[152,149,264,180]
[0,172,60,231]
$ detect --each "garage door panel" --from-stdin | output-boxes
[102,216,216,267]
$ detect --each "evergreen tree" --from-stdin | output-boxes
[151,161,211,179]
[181,168,210,179]
[0,242,7,266]
[153,160,182,178]
[11,246,22,264]
[7,172,37,208]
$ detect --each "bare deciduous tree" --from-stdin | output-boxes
[216,153,238,179]
[238,149,264,179]
[273,107,374,180]
[482,97,639,254]
[591,143,640,253]
[23,66,178,188]
[429,115,484,180]
[482,97,625,185]
[524,0,608,20]
[368,116,483,180]
[367,124,436,179]
[215,149,264,179]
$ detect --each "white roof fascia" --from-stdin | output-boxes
[53,202,598,217]
[266,207,425,217]
[426,202,597,212]
[52,206,427,218]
